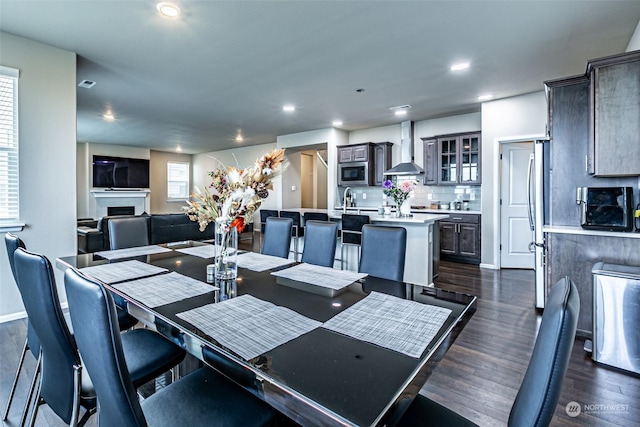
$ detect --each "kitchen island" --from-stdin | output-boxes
[278,208,448,287]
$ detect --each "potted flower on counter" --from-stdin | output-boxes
[382,179,417,216]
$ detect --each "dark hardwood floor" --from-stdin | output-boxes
[1,239,638,426]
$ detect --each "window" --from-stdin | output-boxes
[167,161,190,199]
[0,66,20,230]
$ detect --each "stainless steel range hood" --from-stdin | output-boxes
[384,120,424,176]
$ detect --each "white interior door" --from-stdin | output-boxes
[500,142,534,269]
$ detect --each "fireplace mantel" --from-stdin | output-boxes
[90,189,150,218]
[91,189,150,198]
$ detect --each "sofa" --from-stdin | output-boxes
[77,213,218,254]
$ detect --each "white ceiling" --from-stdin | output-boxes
[2,1,639,154]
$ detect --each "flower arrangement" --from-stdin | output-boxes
[382,179,416,207]
[183,148,286,233]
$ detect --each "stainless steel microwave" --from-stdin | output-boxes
[578,186,634,231]
[338,162,372,186]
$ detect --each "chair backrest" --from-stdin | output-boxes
[359,225,406,281]
[108,216,150,250]
[259,209,279,233]
[341,214,370,245]
[508,277,579,427]
[301,220,338,267]
[261,217,293,259]
[303,212,329,223]
[64,268,146,427]
[13,248,82,424]
[4,233,40,357]
[5,232,25,283]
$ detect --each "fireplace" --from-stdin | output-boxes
[90,189,150,218]
[108,206,135,216]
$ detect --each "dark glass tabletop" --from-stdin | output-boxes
[57,243,476,427]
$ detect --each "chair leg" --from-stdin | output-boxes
[341,244,345,270]
[70,365,82,427]
[2,337,28,420]
[26,364,42,427]
[20,353,41,427]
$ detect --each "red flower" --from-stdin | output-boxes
[230,217,245,233]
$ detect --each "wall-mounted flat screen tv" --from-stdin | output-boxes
[92,155,150,189]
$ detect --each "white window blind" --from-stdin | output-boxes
[0,66,19,226]
[167,162,189,199]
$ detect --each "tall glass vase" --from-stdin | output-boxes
[214,224,238,281]
[400,199,412,216]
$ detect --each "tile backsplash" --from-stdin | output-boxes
[336,184,481,210]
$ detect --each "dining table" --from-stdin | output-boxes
[56,241,476,427]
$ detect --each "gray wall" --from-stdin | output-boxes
[481,92,548,269]
[0,32,77,320]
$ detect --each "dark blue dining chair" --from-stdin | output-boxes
[64,268,277,427]
[3,233,40,427]
[259,209,279,248]
[300,220,338,268]
[3,233,137,426]
[396,277,579,427]
[13,248,187,427]
[359,225,406,282]
[108,216,149,250]
[261,217,293,259]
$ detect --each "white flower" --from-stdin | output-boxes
[227,168,242,185]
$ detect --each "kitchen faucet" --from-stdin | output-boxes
[343,187,352,213]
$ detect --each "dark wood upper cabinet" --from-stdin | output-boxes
[337,142,373,163]
[373,142,392,186]
[588,50,640,176]
[421,138,437,185]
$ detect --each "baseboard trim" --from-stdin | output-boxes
[0,302,69,324]
[0,310,26,324]
[479,263,498,270]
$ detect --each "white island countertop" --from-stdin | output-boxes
[326,210,449,224]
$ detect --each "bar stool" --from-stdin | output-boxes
[302,212,329,222]
[279,211,304,261]
[340,214,369,270]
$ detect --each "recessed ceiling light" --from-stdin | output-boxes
[156,2,181,17]
[478,94,493,101]
[103,113,115,121]
[78,80,96,89]
[332,120,343,126]
[283,105,295,112]
[394,110,408,116]
[176,146,182,152]
[450,62,470,71]
[235,135,244,142]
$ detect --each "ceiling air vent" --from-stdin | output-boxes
[78,80,96,89]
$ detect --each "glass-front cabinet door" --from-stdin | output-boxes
[437,132,481,185]
[439,136,458,184]
[460,133,480,184]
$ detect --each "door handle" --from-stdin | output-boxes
[526,153,535,231]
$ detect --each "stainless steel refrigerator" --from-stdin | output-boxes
[527,139,550,309]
